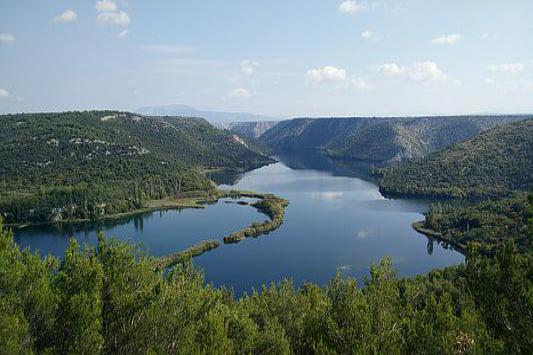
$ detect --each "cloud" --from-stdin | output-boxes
[377,61,448,83]
[52,10,77,23]
[0,33,15,45]
[0,88,12,98]
[141,44,195,54]
[361,30,381,42]
[376,63,405,76]
[228,88,252,99]
[431,34,461,45]
[97,11,130,26]
[487,63,524,74]
[306,66,347,84]
[117,30,130,39]
[338,1,366,15]
[409,61,447,82]
[96,0,118,12]
[240,60,259,76]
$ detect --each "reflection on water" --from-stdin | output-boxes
[14,150,464,296]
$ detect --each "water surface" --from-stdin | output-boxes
[15,151,464,295]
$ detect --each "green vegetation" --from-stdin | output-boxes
[378,120,532,199]
[1,217,531,353]
[156,240,221,270]
[0,111,273,224]
[224,194,289,243]
[414,193,531,255]
[259,115,529,162]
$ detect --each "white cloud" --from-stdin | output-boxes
[361,30,381,42]
[240,60,259,76]
[96,0,118,12]
[377,61,448,83]
[487,63,524,74]
[338,1,365,15]
[376,63,405,76]
[0,33,15,45]
[0,88,12,98]
[431,34,461,45]
[409,61,447,82]
[97,11,130,26]
[306,66,347,84]
[141,44,195,54]
[52,10,77,23]
[228,88,252,99]
[117,30,130,39]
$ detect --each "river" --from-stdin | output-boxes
[14,151,464,295]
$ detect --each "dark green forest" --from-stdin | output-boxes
[420,193,531,254]
[0,111,273,224]
[1,216,531,354]
[379,120,532,199]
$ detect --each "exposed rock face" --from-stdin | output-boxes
[226,121,279,139]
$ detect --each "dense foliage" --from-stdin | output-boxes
[0,111,273,224]
[379,120,532,199]
[259,115,529,162]
[420,193,532,255]
[1,218,531,354]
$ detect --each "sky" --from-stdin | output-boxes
[1,0,533,118]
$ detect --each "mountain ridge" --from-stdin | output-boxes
[259,114,531,162]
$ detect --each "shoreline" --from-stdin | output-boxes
[411,220,466,255]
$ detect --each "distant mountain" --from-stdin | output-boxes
[378,119,533,199]
[259,115,531,162]
[136,104,280,125]
[225,121,279,139]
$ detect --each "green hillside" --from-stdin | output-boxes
[259,115,529,162]
[378,120,533,199]
[0,111,273,223]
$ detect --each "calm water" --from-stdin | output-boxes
[14,151,463,295]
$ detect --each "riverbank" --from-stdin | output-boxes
[412,221,466,254]
[7,190,270,229]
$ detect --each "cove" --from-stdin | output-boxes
[14,150,464,296]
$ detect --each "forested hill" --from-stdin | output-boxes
[259,115,529,162]
[0,111,273,223]
[378,119,533,199]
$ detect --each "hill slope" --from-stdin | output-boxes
[0,111,273,223]
[259,115,529,162]
[378,120,533,199]
[224,121,279,139]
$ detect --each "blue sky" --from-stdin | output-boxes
[1,0,532,117]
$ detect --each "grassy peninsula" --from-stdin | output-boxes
[155,191,289,268]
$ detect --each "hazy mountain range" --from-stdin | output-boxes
[136,104,280,126]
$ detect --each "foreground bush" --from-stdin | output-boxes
[0,217,531,354]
